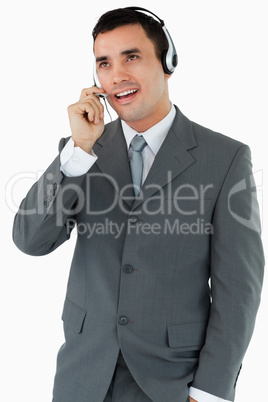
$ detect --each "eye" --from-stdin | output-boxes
[99,61,110,68]
[127,54,139,62]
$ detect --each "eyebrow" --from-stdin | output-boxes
[96,48,141,63]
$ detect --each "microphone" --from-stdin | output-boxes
[94,93,109,99]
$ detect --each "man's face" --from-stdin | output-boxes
[94,24,170,132]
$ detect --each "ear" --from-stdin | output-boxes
[164,72,172,82]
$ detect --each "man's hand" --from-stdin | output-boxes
[67,87,106,154]
[189,398,198,402]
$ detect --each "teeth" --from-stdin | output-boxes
[116,89,137,98]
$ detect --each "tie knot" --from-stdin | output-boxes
[130,135,147,153]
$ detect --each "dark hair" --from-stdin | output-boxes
[92,8,168,61]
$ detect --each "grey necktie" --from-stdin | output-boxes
[130,135,147,196]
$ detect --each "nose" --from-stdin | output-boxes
[112,61,130,85]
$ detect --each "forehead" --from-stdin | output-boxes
[94,24,154,56]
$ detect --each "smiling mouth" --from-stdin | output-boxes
[115,89,138,99]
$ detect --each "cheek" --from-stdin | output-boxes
[99,77,110,92]
[96,69,111,91]
[146,71,166,99]
[145,60,165,83]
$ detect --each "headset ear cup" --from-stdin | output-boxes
[161,50,172,75]
[172,54,178,69]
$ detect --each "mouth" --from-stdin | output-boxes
[113,88,139,104]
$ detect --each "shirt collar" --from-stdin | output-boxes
[121,103,176,155]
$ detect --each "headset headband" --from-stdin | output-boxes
[125,7,178,74]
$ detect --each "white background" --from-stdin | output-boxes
[1,0,267,401]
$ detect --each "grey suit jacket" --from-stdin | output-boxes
[13,106,264,402]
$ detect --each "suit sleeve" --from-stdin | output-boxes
[191,144,264,401]
[13,138,87,256]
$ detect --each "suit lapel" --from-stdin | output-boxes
[93,119,135,209]
[132,107,197,210]
[92,107,197,211]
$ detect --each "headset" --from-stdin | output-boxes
[93,6,178,97]
[126,7,178,75]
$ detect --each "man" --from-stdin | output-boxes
[13,7,264,402]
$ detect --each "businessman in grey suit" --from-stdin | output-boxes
[13,7,264,402]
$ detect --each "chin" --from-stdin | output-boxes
[115,106,148,124]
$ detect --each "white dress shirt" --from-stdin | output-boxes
[60,104,232,402]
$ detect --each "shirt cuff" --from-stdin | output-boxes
[189,387,232,402]
[60,137,97,177]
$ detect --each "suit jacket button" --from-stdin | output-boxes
[129,215,139,224]
[123,265,133,273]
[118,316,128,325]
[49,188,56,196]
